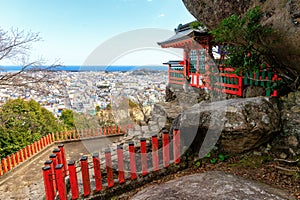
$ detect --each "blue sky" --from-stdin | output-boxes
[0,0,195,66]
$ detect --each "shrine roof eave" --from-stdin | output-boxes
[157,29,211,49]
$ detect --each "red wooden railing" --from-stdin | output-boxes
[168,60,281,97]
[42,129,181,200]
[0,125,132,178]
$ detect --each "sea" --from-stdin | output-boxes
[0,65,168,72]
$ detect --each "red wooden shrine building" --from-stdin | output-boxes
[158,22,281,97]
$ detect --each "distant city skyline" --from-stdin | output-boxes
[0,0,195,66]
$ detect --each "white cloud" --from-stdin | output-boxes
[147,0,153,2]
[157,13,165,18]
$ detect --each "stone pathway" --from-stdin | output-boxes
[0,137,120,200]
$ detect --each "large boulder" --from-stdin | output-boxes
[182,0,300,74]
[175,97,281,154]
[131,171,295,200]
[277,91,300,156]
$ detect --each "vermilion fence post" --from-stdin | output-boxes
[118,126,121,135]
[44,160,56,194]
[23,148,28,160]
[33,142,37,154]
[44,135,48,146]
[40,137,45,149]
[60,132,64,141]
[72,130,76,139]
[42,165,55,200]
[53,148,63,165]
[15,152,20,165]
[152,134,159,171]
[140,138,148,176]
[27,145,31,158]
[105,149,114,188]
[1,159,7,173]
[99,128,102,136]
[48,134,52,144]
[77,130,81,139]
[58,144,67,175]
[129,141,137,180]
[162,130,170,168]
[30,144,34,155]
[6,157,11,171]
[117,145,125,184]
[46,135,49,145]
[173,129,181,164]
[52,132,55,142]
[0,163,3,176]
[93,153,102,192]
[68,160,79,199]
[56,132,59,141]
[80,156,91,197]
[103,127,107,136]
[11,154,16,168]
[19,150,24,162]
[37,140,41,151]
[49,154,58,191]
[55,164,67,200]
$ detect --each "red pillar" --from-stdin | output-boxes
[152,134,159,171]
[162,130,170,168]
[30,144,35,155]
[53,148,63,165]
[140,138,148,176]
[37,140,41,152]
[52,132,55,142]
[49,154,58,191]
[6,157,11,171]
[55,164,67,200]
[58,144,67,175]
[27,145,31,158]
[118,126,121,135]
[33,142,38,154]
[43,165,55,200]
[15,152,20,165]
[1,159,7,173]
[117,145,125,184]
[129,141,137,180]
[11,154,16,168]
[68,160,79,199]
[105,149,114,188]
[103,127,107,136]
[72,130,76,140]
[92,153,102,192]
[19,150,24,162]
[44,160,56,194]
[173,129,181,164]
[23,148,28,160]
[80,156,91,197]
[40,137,45,149]
[0,163,3,176]
[56,132,59,141]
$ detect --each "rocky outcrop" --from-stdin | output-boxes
[276,91,300,156]
[173,97,281,154]
[182,0,300,74]
[131,171,296,200]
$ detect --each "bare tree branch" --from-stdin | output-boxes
[0,27,62,92]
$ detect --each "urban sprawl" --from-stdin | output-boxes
[0,69,168,116]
